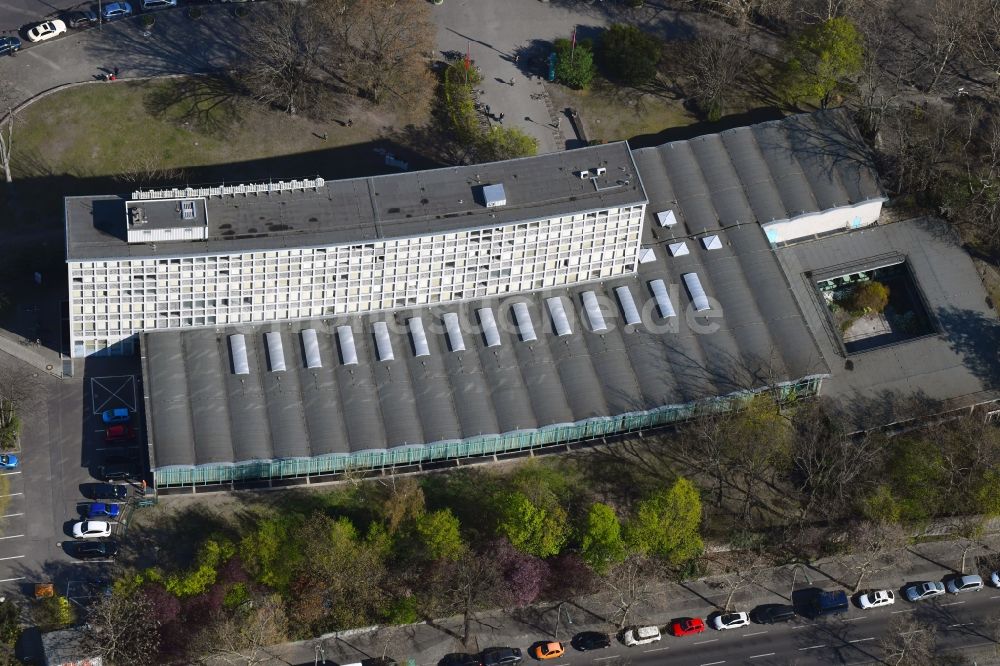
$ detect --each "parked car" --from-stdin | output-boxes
[530,642,564,660]
[101,407,130,424]
[670,617,706,636]
[73,520,112,539]
[73,540,119,560]
[905,581,946,602]
[710,612,751,630]
[571,632,610,651]
[99,462,137,481]
[101,2,133,21]
[946,575,984,594]
[141,0,176,10]
[82,483,127,500]
[991,571,1000,588]
[104,424,137,442]
[810,589,849,617]
[751,604,797,624]
[622,625,661,646]
[479,647,521,666]
[858,589,895,609]
[63,10,99,28]
[27,20,67,43]
[86,502,121,519]
[0,36,21,56]
[0,454,18,469]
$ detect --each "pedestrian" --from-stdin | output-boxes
[499,112,505,122]
[509,78,515,86]
[485,104,491,115]
[321,132,328,141]
[347,118,353,127]
[113,66,119,78]
[513,54,519,64]
[109,73,116,81]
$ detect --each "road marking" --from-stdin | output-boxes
[693,639,718,645]
[749,654,775,659]
[0,513,23,518]
[643,647,670,653]
[699,662,725,666]
[843,616,865,621]
[0,534,23,540]
[742,631,768,637]
[0,577,24,583]
[0,493,22,498]
[0,472,20,477]
[849,637,876,643]
[940,601,965,606]
[892,608,916,613]
[791,624,809,629]
[593,657,620,662]
[799,644,826,650]
[0,556,24,561]
[991,595,1000,599]
[899,629,926,635]
[948,622,974,627]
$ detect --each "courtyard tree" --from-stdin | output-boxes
[686,33,751,121]
[600,24,662,87]
[553,36,596,90]
[580,502,627,574]
[477,126,538,161]
[495,490,569,558]
[780,17,864,107]
[413,508,466,562]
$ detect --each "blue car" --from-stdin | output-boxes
[0,454,18,469]
[101,408,130,425]
[86,502,121,519]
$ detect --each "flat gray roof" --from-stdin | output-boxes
[65,142,644,261]
[776,217,1000,427]
[126,198,208,232]
[142,209,829,468]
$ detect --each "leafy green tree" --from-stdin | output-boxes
[842,281,889,314]
[495,491,569,557]
[624,478,704,565]
[478,126,538,162]
[863,484,904,523]
[240,517,304,591]
[781,17,863,108]
[414,508,466,561]
[580,503,627,574]
[600,24,662,86]
[884,437,947,523]
[975,468,1000,517]
[148,537,236,598]
[554,37,596,89]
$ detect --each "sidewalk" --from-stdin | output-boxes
[249,534,1000,666]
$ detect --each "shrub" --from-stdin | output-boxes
[846,280,889,314]
[600,24,661,86]
[140,14,154,27]
[187,6,202,19]
[0,414,19,450]
[553,37,595,90]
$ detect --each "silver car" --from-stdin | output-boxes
[945,575,984,594]
[904,581,945,602]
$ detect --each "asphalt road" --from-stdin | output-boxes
[527,594,1000,666]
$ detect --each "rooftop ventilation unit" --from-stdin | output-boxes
[180,200,197,220]
[614,286,642,326]
[649,279,677,318]
[301,329,322,369]
[482,183,507,208]
[129,206,148,226]
[578,171,591,179]
[478,308,502,347]
[265,332,286,372]
[593,167,607,176]
[372,322,394,362]
[582,291,607,332]
[337,326,358,365]
[702,235,723,250]
[668,241,689,257]
[638,248,656,264]
[682,272,711,312]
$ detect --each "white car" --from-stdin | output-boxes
[858,589,895,609]
[710,611,751,630]
[72,520,112,539]
[904,581,945,602]
[991,571,1000,588]
[945,575,984,594]
[622,625,661,646]
[27,19,67,43]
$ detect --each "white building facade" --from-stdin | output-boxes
[68,204,645,357]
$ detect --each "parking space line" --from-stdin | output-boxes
[0,472,21,477]
[940,601,964,606]
[0,577,24,583]
[799,644,826,650]
[0,493,23,498]
[0,535,24,540]
[593,656,620,662]
[843,616,864,621]
[948,622,974,627]
[849,637,876,643]
[892,608,916,613]
[0,513,22,518]
[693,639,718,645]
[742,631,767,637]
[749,654,775,660]
[643,647,670,652]
[0,555,24,561]
[699,661,725,666]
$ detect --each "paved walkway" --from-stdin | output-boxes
[238,534,1000,666]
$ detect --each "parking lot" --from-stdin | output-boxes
[0,353,147,602]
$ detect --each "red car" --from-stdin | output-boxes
[104,424,137,442]
[671,617,706,637]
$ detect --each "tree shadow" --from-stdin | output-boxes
[934,306,1000,392]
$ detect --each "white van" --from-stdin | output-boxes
[623,625,661,646]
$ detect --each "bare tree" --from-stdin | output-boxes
[193,595,288,666]
[433,550,506,645]
[880,614,937,666]
[0,88,16,184]
[842,520,909,593]
[686,32,752,121]
[604,554,665,629]
[849,0,910,139]
[0,365,39,445]
[115,149,185,187]
[84,592,161,666]
[709,545,770,610]
[925,0,978,93]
